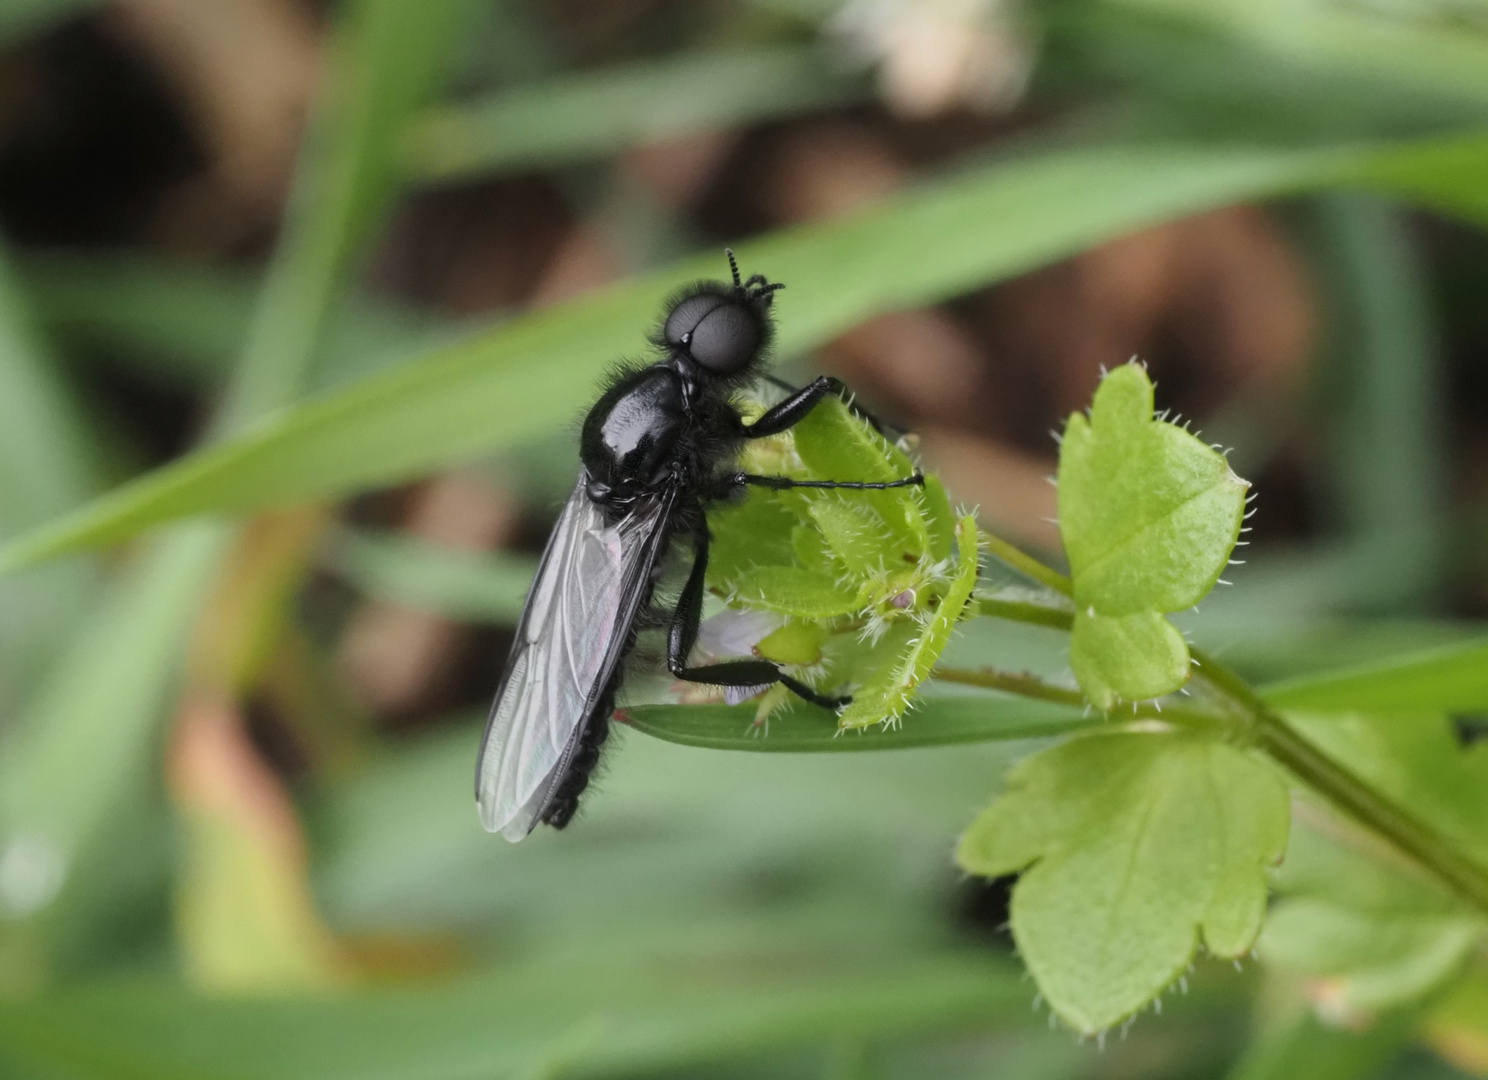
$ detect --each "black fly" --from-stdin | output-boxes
[475,252,923,840]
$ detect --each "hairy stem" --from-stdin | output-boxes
[979,531,1072,597]
[965,531,1488,917]
[1190,645,1488,914]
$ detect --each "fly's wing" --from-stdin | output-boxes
[475,476,676,840]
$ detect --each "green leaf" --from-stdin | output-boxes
[1060,364,1248,615]
[404,45,869,181]
[1261,636,1488,712]
[624,694,1096,752]
[6,133,1467,573]
[1057,363,1248,706]
[956,729,1289,1033]
[837,516,980,729]
[1069,610,1190,709]
[721,564,864,619]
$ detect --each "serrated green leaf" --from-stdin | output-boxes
[723,565,862,619]
[792,398,929,563]
[1060,364,1248,615]
[957,729,1288,1033]
[837,517,979,730]
[755,620,827,667]
[1069,610,1191,712]
[807,499,892,579]
[1057,363,1248,706]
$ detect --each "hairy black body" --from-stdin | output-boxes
[477,252,923,838]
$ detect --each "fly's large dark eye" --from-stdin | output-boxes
[663,294,725,349]
[687,302,758,372]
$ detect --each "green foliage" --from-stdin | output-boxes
[1261,820,1483,1012]
[624,695,1097,752]
[12,130,1488,572]
[1058,363,1249,708]
[326,529,537,624]
[9,0,1488,1073]
[957,730,1289,1033]
[702,396,977,729]
[405,45,868,181]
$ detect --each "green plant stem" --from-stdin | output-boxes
[979,531,1073,597]
[970,595,1073,631]
[961,529,1488,917]
[932,666,1219,731]
[1189,645,1488,915]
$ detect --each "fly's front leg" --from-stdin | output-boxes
[744,375,897,438]
[725,472,925,494]
[668,526,850,710]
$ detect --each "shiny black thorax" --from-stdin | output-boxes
[579,357,745,519]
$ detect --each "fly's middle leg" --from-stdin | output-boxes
[666,525,850,710]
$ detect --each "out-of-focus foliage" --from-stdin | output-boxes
[0,0,1487,1077]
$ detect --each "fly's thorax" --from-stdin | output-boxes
[581,363,687,493]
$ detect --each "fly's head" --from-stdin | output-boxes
[660,250,782,383]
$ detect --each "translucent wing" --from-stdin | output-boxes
[475,476,676,840]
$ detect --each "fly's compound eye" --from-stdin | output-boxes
[686,301,759,373]
[662,294,726,350]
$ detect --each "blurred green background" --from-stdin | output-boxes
[1,0,1488,1076]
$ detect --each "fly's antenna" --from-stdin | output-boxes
[727,248,785,305]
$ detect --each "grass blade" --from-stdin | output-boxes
[623,695,1097,752]
[405,44,870,182]
[1261,637,1488,713]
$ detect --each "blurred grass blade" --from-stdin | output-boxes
[1261,637,1488,713]
[327,529,537,623]
[0,524,230,931]
[1224,1005,1418,1080]
[405,44,871,182]
[0,246,97,530]
[221,0,479,429]
[22,252,470,393]
[623,696,1097,751]
[0,947,1027,1079]
[1314,193,1445,610]
[0,243,99,717]
[3,129,1488,571]
[1098,0,1488,106]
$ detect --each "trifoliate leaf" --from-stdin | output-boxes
[1057,363,1248,707]
[957,729,1288,1033]
[837,516,980,730]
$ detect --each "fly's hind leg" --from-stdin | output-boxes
[667,526,850,710]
